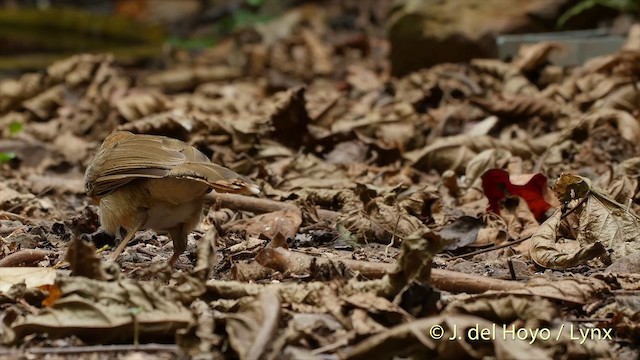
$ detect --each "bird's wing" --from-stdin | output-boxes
[170,162,261,194]
[85,131,259,197]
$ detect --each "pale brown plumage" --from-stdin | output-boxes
[84,131,260,265]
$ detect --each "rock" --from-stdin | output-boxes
[388,0,579,75]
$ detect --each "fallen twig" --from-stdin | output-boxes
[206,192,339,221]
[0,249,55,267]
[0,344,182,356]
[258,246,525,294]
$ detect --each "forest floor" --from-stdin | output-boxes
[1,1,639,359]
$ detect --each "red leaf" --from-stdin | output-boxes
[481,169,552,220]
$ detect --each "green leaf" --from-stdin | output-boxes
[247,0,264,7]
[558,0,640,28]
[0,152,16,163]
[8,121,23,136]
[128,307,143,316]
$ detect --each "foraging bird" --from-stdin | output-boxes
[84,131,260,265]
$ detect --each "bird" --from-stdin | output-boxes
[84,131,260,265]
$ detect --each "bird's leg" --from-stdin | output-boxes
[168,223,188,266]
[109,215,147,261]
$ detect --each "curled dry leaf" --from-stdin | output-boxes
[531,173,640,269]
[340,185,424,244]
[225,208,302,240]
[117,111,206,139]
[22,85,64,121]
[325,140,370,164]
[444,295,558,326]
[301,29,333,76]
[470,95,559,121]
[406,134,551,173]
[592,293,640,339]
[0,185,34,210]
[142,66,242,92]
[486,275,610,305]
[65,236,110,281]
[0,267,56,293]
[529,210,609,270]
[270,154,351,191]
[1,276,193,344]
[115,90,169,121]
[224,290,281,360]
[582,108,640,143]
[347,65,383,94]
[470,59,538,95]
[175,299,222,357]
[342,314,551,360]
[513,42,561,72]
[493,196,540,242]
[0,73,49,114]
[333,101,422,153]
[343,293,412,324]
[268,87,313,150]
[464,149,512,188]
[474,213,509,247]
[52,132,91,165]
[381,228,444,299]
[394,64,482,107]
[256,243,353,280]
[439,216,484,250]
[593,82,640,112]
[600,156,640,205]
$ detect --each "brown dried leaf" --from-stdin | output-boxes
[444,295,558,325]
[0,267,56,293]
[22,85,64,120]
[256,246,352,280]
[470,95,559,120]
[340,187,423,244]
[529,210,608,270]
[531,173,640,269]
[382,228,444,299]
[301,29,333,76]
[439,216,483,250]
[143,66,242,92]
[507,276,611,305]
[115,90,169,121]
[471,59,537,95]
[406,134,552,173]
[65,237,110,281]
[52,132,91,164]
[592,83,640,112]
[0,73,48,114]
[2,277,193,344]
[498,197,540,241]
[464,149,512,188]
[593,294,640,340]
[513,42,561,72]
[599,157,640,204]
[225,290,281,360]
[342,315,550,360]
[117,111,206,138]
[347,65,382,94]
[269,87,313,150]
[47,54,109,85]
[269,154,350,191]
[0,184,34,210]
[226,208,302,240]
